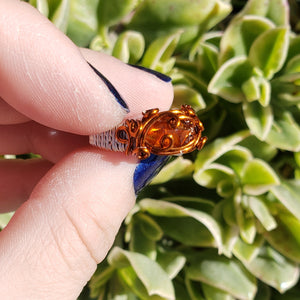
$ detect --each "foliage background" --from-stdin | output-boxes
[2,0,300,299]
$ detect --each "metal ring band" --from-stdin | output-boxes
[89,127,126,152]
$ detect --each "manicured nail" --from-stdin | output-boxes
[129,64,172,83]
[87,62,130,112]
[134,154,170,194]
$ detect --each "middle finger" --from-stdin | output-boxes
[0,121,88,162]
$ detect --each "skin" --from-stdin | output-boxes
[0,1,173,299]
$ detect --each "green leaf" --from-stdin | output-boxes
[266,111,300,151]
[129,0,231,45]
[242,76,261,102]
[215,201,240,255]
[267,0,290,27]
[238,135,277,162]
[185,278,206,300]
[235,196,257,244]
[194,42,219,83]
[129,222,157,259]
[98,0,138,27]
[117,267,167,300]
[29,0,49,17]
[287,35,300,62]
[139,199,223,253]
[66,0,99,47]
[108,247,175,299]
[242,76,271,106]
[193,163,235,189]
[194,130,251,172]
[239,0,269,17]
[89,265,115,297]
[242,101,273,140]
[233,235,264,262]
[151,157,194,185]
[108,272,138,299]
[272,82,300,105]
[176,70,219,112]
[208,56,255,103]
[241,159,280,195]
[50,0,70,33]
[195,0,232,32]
[215,146,253,176]
[240,0,289,26]
[222,225,240,259]
[240,216,256,245]
[155,216,216,248]
[222,199,237,227]
[219,15,274,64]
[173,85,206,112]
[284,54,300,75]
[0,212,13,229]
[186,249,257,300]
[257,77,271,107]
[248,27,289,79]
[264,213,300,263]
[202,283,234,300]
[217,180,236,198]
[137,214,163,241]
[271,180,300,220]
[248,196,277,231]
[157,249,186,279]
[112,31,145,64]
[129,214,162,259]
[142,31,181,73]
[236,245,299,293]
[162,196,215,213]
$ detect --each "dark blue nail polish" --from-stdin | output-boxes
[87,62,130,112]
[134,154,170,194]
[129,64,172,83]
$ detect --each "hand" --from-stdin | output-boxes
[0,1,173,298]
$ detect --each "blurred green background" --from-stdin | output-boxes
[2,0,300,299]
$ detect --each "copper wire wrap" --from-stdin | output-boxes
[89,105,207,160]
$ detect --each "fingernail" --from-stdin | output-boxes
[134,154,170,194]
[129,64,172,83]
[87,62,130,112]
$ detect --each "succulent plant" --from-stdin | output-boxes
[2,0,300,299]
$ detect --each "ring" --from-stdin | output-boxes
[89,104,207,160]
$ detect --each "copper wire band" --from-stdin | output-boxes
[89,127,126,152]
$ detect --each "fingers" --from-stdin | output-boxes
[0,3,174,298]
[0,97,29,125]
[0,149,136,299]
[80,49,174,119]
[0,120,87,212]
[0,1,173,133]
[0,0,125,134]
[0,121,88,162]
[0,158,52,213]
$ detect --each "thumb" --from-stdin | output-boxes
[0,150,136,299]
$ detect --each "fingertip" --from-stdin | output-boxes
[0,1,128,135]
[0,149,137,298]
[80,49,174,117]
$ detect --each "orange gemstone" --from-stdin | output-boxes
[116,105,207,159]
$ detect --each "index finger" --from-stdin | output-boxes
[0,1,173,134]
